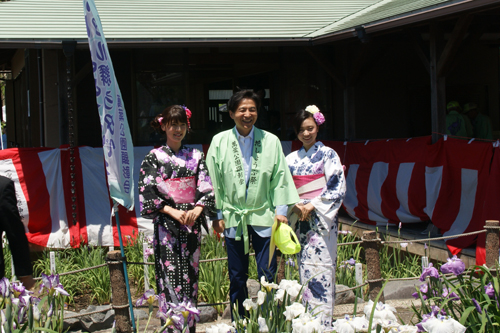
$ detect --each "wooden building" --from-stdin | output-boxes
[1,0,500,148]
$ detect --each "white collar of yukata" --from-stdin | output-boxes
[163,144,187,155]
[298,141,323,157]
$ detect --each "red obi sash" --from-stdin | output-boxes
[292,174,326,200]
[159,176,196,204]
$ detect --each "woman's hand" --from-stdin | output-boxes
[293,203,314,221]
[186,206,204,226]
[162,206,187,224]
[292,204,303,216]
[301,203,315,220]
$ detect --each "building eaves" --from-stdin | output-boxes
[311,0,500,44]
[307,0,452,38]
[0,0,377,43]
[1,0,500,49]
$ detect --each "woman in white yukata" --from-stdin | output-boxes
[286,105,346,327]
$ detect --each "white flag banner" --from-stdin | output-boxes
[83,0,134,210]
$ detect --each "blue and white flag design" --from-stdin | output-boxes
[83,0,134,210]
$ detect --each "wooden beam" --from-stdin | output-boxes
[430,23,447,143]
[437,15,473,77]
[72,61,92,88]
[349,43,385,86]
[408,31,430,74]
[304,46,346,89]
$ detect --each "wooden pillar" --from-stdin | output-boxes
[430,23,446,144]
[485,220,499,269]
[344,86,356,140]
[429,17,472,143]
[362,230,384,302]
[62,41,78,227]
[5,80,14,147]
[107,251,132,333]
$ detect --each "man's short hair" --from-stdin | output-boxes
[228,90,261,113]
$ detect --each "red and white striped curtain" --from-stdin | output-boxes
[0,136,498,265]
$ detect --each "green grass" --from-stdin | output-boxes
[198,232,229,313]
[15,224,423,307]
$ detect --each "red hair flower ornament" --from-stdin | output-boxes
[182,105,192,129]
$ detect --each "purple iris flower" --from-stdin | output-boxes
[0,278,10,297]
[412,283,429,300]
[302,287,313,303]
[472,298,482,314]
[31,297,41,321]
[347,258,356,266]
[156,293,168,315]
[39,273,69,296]
[420,263,440,281]
[167,296,200,323]
[11,281,31,298]
[156,294,184,330]
[442,287,459,301]
[136,289,158,307]
[47,302,54,318]
[440,255,465,276]
[416,313,433,333]
[416,307,446,333]
[163,309,184,330]
[485,283,495,298]
[430,305,446,316]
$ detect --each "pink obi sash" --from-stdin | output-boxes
[160,176,196,204]
[292,174,326,200]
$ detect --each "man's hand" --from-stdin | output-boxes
[186,206,203,226]
[275,214,288,229]
[212,219,225,233]
[163,206,187,224]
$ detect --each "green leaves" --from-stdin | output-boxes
[198,232,229,314]
[411,263,500,332]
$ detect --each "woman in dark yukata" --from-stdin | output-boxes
[138,105,216,332]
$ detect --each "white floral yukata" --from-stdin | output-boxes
[139,145,216,333]
[286,141,346,327]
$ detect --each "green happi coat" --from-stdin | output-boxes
[206,127,299,254]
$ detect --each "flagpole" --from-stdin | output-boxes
[114,202,137,333]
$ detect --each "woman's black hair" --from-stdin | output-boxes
[227,89,261,112]
[293,109,320,135]
[151,105,188,131]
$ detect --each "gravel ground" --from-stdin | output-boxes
[333,299,422,325]
[196,298,422,332]
[91,298,422,333]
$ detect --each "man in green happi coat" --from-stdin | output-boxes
[206,89,299,318]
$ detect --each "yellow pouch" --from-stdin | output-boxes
[268,219,301,267]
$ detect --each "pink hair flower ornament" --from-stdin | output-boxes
[305,105,325,125]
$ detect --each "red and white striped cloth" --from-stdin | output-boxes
[292,136,496,263]
[0,137,498,264]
